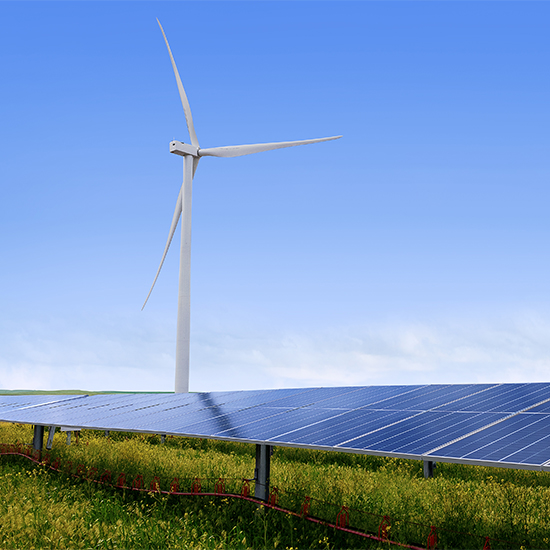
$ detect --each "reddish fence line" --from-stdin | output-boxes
[0,448,423,549]
[0,445,517,549]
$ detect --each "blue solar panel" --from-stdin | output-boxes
[281,409,418,447]
[515,400,550,414]
[0,395,84,412]
[436,383,550,413]
[308,385,419,410]
[213,408,342,440]
[361,384,491,412]
[259,387,360,409]
[338,411,454,453]
[2,384,550,471]
[389,412,508,455]
[430,413,550,466]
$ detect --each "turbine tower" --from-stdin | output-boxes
[144,20,342,393]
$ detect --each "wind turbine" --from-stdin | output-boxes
[144,20,342,393]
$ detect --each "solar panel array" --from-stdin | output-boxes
[2,383,550,471]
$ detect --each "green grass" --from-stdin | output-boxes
[0,457,365,550]
[2,422,550,549]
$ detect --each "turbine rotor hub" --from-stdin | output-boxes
[170,140,199,157]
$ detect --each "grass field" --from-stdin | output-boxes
[1,422,550,549]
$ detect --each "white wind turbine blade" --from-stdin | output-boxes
[142,160,199,311]
[157,19,199,148]
[142,186,183,310]
[198,135,342,158]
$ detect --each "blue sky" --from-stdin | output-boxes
[1,2,549,392]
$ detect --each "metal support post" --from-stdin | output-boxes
[33,425,45,455]
[423,460,435,478]
[254,444,271,501]
[46,426,56,450]
[161,434,166,444]
[104,431,110,438]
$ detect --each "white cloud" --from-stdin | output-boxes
[191,312,550,391]
[0,315,175,392]
[2,311,550,392]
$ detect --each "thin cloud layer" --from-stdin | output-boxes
[192,314,550,391]
[3,312,548,392]
[0,314,550,391]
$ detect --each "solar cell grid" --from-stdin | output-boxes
[431,414,538,461]
[307,385,417,410]
[398,384,489,411]
[354,385,428,410]
[97,396,282,432]
[467,415,550,465]
[394,412,508,455]
[138,404,283,434]
[522,451,550,468]
[284,410,417,448]
[437,383,550,413]
[0,395,178,427]
[66,393,256,428]
[428,384,496,411]
[339,411,451,451]
[527,401,550,414]
[503,440,550,465]
[273,386,359,406]
[359,385,464,411]
[207,388,313,409]
[436,384,522,412]
[432,384,500,412]
[0,395,81,411]
[141,402,250,427]
[371,411,505,455]
[489,384,550,413]
[214,407,342,441]
[272,408,398,443]
[87,405,203,429]
[0,396,88,418]
[169,405,296,437]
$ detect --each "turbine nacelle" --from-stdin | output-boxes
[170,140,199,157]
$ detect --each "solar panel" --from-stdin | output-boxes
[2,384,550,472]
[429,412,550,468]
[519,400,550,414]
[359,384,487,412]
[0,395,84,411]
[436,383,550,413]
[280,409,419,447]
